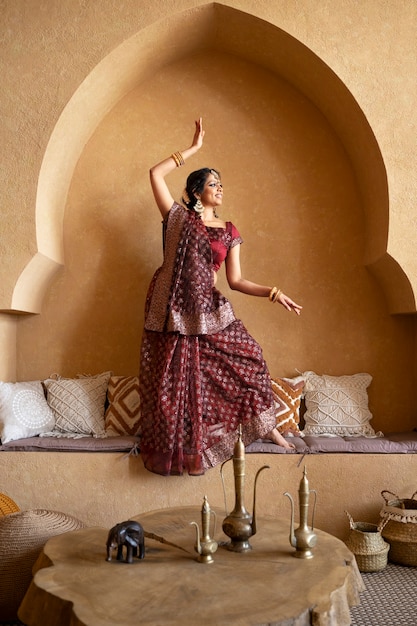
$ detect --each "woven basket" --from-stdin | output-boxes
[0,493,20,516]
[380,490,417,567]
[0,509,85,620]
[345,511,390,572]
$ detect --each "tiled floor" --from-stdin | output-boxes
[350,563,417,626]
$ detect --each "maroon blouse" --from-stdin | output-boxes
[206,222,243,272]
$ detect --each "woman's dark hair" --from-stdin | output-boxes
[182,167,221,212]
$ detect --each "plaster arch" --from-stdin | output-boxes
[10,2,414,315]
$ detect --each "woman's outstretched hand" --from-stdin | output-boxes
[191,117,205,150]
[278,292,303,315]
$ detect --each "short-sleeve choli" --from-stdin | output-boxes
[206,222,243,272]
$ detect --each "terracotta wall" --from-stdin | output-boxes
[1,2,417,434]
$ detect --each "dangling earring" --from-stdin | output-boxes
[213,209,219,218]
[194,198,204,214]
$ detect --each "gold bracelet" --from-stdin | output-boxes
[269,287,282,303]
[175,151,184,165]
[273,289,282,303]
[171,151,184,167]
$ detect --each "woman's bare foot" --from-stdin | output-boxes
[283,427,302,438]
[266,427,295,449]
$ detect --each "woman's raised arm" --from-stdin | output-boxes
[149,118,205,218]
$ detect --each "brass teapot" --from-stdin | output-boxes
[220,425,269,552]
[284,466,317,559]
[190,495,218,563]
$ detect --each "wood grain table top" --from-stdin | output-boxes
[19,506,364,626]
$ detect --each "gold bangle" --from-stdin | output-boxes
[171,151,184,167]
[269,287,282,303]
[273,289,282,303]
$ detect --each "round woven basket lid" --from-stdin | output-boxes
[0,492,20,515]
[0,508,85,544]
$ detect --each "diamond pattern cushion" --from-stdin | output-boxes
[104,376,141,436]
[271,376,305,435]
[44,372,111,437]
[0,380,55,444]
[302,371,377,436]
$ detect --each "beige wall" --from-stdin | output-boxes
[1,1,417,526]
[15,47,416,433]
[2,451,417,541]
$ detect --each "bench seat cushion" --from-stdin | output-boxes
[1,432,416,454]
[0,435,140,452]
[245,431,417,454]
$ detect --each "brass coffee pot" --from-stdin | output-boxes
[190,495,218,564]
[220,425,269,552]
[284,465,317,559]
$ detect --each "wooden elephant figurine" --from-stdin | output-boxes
[106,520,145,563]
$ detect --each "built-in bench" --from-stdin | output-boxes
[1,431,416,544]
[1,375,416,545]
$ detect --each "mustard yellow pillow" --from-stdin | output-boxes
[271,376,305,435]
[105,375,141,436]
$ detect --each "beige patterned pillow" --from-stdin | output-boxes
[44,372,111,437]
[0,381,55,444]
[302,371,377,437]
[271,376,305,435]
[105,376,141,436]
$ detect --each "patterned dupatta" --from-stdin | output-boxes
[144,203,236,336]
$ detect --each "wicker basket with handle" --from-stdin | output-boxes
[345,511,390,572]
[379,490,417,567]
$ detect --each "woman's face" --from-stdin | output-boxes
[199,173,223,208]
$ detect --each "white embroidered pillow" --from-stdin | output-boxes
[302,371,377,437]
[0,381,55,444]
[44,372,111,437]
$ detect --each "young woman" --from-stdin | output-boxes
[139,118,302,476]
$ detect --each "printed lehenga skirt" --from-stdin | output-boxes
[139,318,276,476]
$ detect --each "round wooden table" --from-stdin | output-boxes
[19,506,364,626]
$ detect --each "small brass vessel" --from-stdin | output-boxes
[221,425,269,552]
[284,465,317,559]
[190,495,218,563]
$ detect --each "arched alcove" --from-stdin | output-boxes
[10,2,414,316]
[10,3,416,432]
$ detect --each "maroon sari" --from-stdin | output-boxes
[139,203,276,475]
